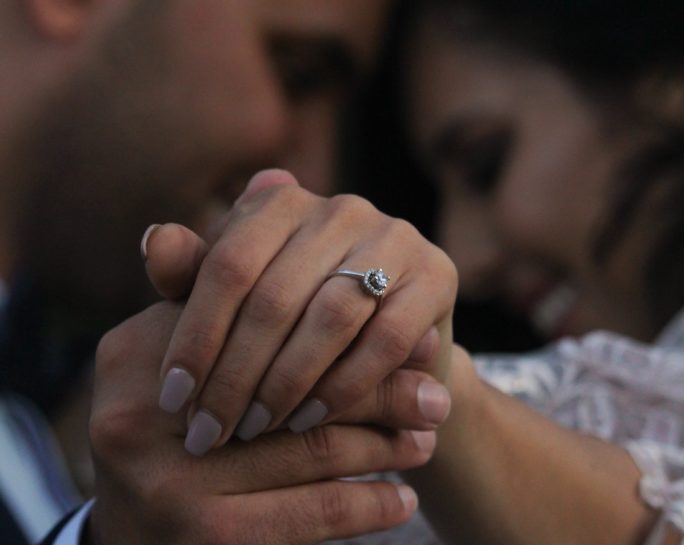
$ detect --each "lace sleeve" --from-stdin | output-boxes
[625,441,684,544]
[472,345,571,415]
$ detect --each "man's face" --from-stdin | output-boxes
[14,0,389,320]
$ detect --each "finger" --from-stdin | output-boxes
[212,480,418,545]
[157,174,316,416]
[234,168,300,206]
[190,195,389,447]
[402,326,440,371]
[94,305,434,486]
[191,209,375,447]
[142,223,209,300]
[199,424,435,493]
[288,250,456,433]
[338,369,451,430]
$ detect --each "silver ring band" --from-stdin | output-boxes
[328,267,390,299]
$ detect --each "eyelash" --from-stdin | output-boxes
[269,41,352,104]
[460,134,510,195]
[275,52,333,102]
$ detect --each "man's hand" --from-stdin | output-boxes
[88,301,446,544]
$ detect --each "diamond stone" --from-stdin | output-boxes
[370,270,389,290]
[363,268,390,297]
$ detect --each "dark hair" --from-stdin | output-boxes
[415,1,684,92]
[418,0,684,332]
[344,0,684,349]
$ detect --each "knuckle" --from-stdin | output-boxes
[387,217,421,244]
[89,401,143,462]
[202,364,252,407]
[327,194,376,225]
[374,319,414,365]
[314,285,362,334]
[432,247,459,295]
[331,378,367,406]
[206,243,257,293]
[243,279,293,329]
[172,325,221,372]
[95,327,125,374]
[420,245,459,300]
[301,426,341,466]
[375,375,397,423]
[265,365,307,403]
[319,485,350,529]
[373,485,398,523]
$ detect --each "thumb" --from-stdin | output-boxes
[141,223,209,300]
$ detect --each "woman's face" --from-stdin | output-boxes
[406,21,663,342]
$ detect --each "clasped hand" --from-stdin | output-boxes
[88,170,458,544]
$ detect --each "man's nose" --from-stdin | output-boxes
[234,85,291,168]
[275,98,338,197]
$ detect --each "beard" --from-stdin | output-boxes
[11,17,209,325]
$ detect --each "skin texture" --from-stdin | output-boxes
[142,181,680,545]
[406,347,661,545]
[90,301,442,545]
[405,16,665,343]
[151,170,456,454]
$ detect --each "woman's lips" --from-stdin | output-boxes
[529,283,579,338]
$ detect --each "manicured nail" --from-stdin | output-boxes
[140,224,161,262]
[235,402,272,441]
[185,411,222,457]
[410,430,437,453]
[417,381,451,425]
[288,399,328,433]
[396,484,418,514]
[159,368,195,413]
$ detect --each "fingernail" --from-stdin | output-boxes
[417,381,451,425]
[410,430,437,453]
[140,224,161,262]
[396,484,418,514]
[185,411,222,457]
[288,399,328,433]
[235,402,272,441]
[159,368,195,413]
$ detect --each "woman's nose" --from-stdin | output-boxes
[440,198,507,298]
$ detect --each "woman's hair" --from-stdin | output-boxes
[343,0,684,348]
[415,0,684,331]
[414,1,683,93]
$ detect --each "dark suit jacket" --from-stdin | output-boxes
[0,496,29,545]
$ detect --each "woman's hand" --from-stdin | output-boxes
[145,169,457,456]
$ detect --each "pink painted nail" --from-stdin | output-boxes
[288,399,328,433]
[185,411,222,457]
[159,368,195,413]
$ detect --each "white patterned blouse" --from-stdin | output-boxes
[327,310,684,545]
